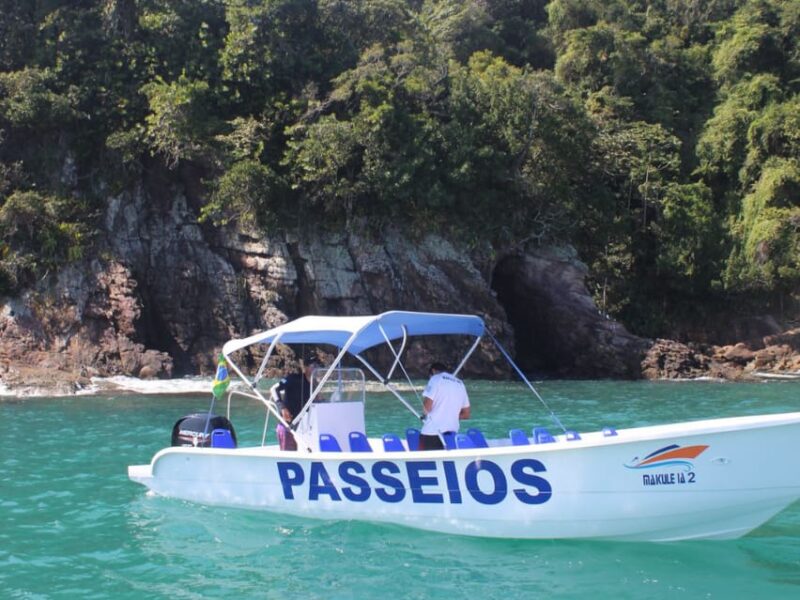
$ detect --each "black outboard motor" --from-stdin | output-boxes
[171,413,237,448]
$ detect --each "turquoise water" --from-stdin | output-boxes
[2,380,800,599]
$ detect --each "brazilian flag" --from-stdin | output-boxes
[212,354,230,399]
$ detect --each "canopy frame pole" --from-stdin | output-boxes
[224,341,294,441]
[453,335,482,377]
[224,387,275,447]
[253,335,281,385]
[486,328,567,433]
[291,333,359,428]
[261,404,271,446]
[250,334,300,446]
[354,353,423,420]
[378,324,422,404]
[381,324,408,381]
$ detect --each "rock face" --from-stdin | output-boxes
[0,261,173,394]
[217,226,515,378]
[0,178,522,391]
[491,247,650,378]
[3,176,798,394]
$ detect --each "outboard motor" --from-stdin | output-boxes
[171,413,237,448]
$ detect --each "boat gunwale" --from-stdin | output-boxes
[135,410,800,468]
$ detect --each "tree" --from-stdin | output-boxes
[0,190,88,292]
[141,74,213,168]
[546,0,600,50]
[137,0,226,82]
[284,40,450,228]
[712,0,784,87]
[0,68,75,130]
[741,95,800,187]
[201,158,281,228]
[725,158,800,293]
[655,181,721,286]
[221,0,326,106]
[695,74,784,194]
[445,51,591,241]
[0,1,37,71]
[285,114,364,222]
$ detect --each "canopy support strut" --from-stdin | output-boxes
[354,354,423,420]
[486,328,567,433]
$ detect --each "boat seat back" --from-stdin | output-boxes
[565,430,581,441]
[211,428,236,448]
[455,433,476,449]
[348,431,372,452]
[319,433,342,452]
[406,428,420,451]
[603,426,618,437]
[533,427,555,444]
[442,431,457,450]
[466,428,489,448]
[509,429,530,445]
[382,434,405,452]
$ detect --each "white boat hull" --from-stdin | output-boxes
[129,412,800,541]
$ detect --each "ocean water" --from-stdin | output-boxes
[2,379,800,599]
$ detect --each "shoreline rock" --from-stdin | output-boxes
[642,329,800,381]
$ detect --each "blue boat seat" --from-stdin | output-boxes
[455,433,476,449]
[406,428,420,451]
[211,428,236,448]
[509,429,530,445]
[603,426,618,437]
[533,427,556,444]
[442,431,457,450]
[382,434,405,452]
[319,433,342,452]
[565,430,581,441]
[348,431,372,452]
[467,428,489,448]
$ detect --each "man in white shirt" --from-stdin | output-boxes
[419,362,471,450]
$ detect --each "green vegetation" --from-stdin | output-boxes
[0,0,798,336]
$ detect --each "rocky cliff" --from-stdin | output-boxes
[2,179,798,395]
[0,175,657,394]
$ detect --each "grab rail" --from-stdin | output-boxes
[226,385,277,446]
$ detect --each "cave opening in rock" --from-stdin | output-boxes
[491,254,561,376]
[137,287,187,372]
[492,251,650,380]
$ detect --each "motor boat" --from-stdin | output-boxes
[128,311,800,541]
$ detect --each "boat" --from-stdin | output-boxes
[753,371,800,380]
[128,311,800,541]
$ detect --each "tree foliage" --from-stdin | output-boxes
[1,0,799,332]
[141,74,213,167]
[0,191,88,291]
[726,158,800,293]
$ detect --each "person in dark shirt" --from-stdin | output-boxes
[270,357,320,450]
